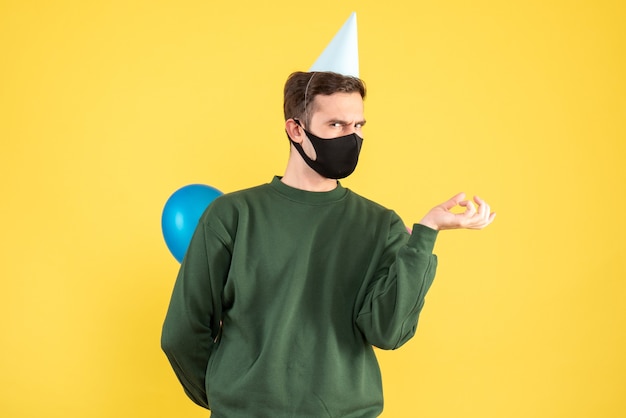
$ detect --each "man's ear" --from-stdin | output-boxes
[285,118,303,143]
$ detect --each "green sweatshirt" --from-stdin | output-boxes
[161,176,438,418]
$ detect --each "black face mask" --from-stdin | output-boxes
[289,120,364,179]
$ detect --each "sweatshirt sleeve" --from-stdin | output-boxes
[161,215,232,409]
[356,217,438,350]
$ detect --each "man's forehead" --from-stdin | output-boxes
[311,92,364,114]
[313,91,363,102]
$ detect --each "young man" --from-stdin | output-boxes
[162,71,495,417]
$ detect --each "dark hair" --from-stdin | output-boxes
[283,71,366,125]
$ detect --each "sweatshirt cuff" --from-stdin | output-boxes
[408,223,438,253]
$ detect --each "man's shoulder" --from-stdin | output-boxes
[206,181,278,212]
[345,188,391,213]
[198,182,272,226]
[221,183,270,199]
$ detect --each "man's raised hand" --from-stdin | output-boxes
[419,193,496,231]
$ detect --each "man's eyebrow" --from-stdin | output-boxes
[326,119,367,125]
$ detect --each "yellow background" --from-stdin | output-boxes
[1,1,625,417]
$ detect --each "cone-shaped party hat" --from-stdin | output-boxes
[309,12,359,77]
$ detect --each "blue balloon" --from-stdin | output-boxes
[162,184,223,263]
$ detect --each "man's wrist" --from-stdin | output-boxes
[418,217,439,231]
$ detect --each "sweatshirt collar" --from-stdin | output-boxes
[270,176,348,204]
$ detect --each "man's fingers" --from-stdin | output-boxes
[461,199,477,217]
[470,208,496,229]
[430,193,496,230]
[475,196,489,220]
[441,192,466,210]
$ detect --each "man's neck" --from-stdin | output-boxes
[281,162,337,192]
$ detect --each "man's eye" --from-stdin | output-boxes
[331,123,342,128]
[355,123,363,128]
